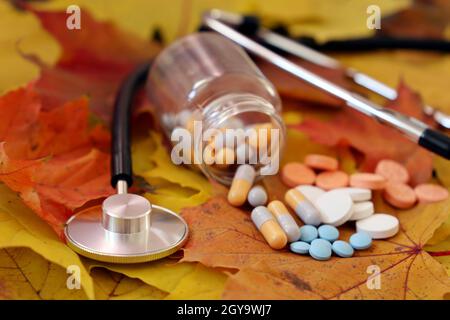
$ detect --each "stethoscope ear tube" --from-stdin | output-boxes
[111,62,152,188]
[202,10,450,160]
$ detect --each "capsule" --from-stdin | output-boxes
[267,200,301,242]
[228,164,255,206]
[285,188,322,226]
[251,206,287,249]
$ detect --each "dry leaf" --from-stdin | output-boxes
[181,188,450,299]
[291,82,433,185]
[0,85,113,237]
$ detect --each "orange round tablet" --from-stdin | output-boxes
[383,182,416,209]
[414,184,449,203]
[350,173,386,190]
[315,171,349,190]
[375,159,409,184]
[281,162,316,187]
[304,154,338,171]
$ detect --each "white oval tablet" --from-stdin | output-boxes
[349,201,374,221]
[356,213,399,239]
[314,190,354,226]
[334,187,371,202]
[295,185,325,203]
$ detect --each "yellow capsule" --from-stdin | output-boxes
[251,206,287,249]
[267,200,300,242]
[228,164,255,206]
[285,188,322,226]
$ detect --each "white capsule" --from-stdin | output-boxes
[228,164,255,207]
[251,206,287,249]
[267,200,301,242]
[247,185,268,207]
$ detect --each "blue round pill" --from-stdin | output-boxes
[332,240,354,258]
[299,225,318,243]
[309,239,332,261]
[318,225,339,242]
[349,232,372,250]
[290,241,311,254]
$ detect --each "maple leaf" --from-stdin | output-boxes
[22,6,160,123]
[0,84,113,237]
[290,82,433,185]
[181,184,450,300]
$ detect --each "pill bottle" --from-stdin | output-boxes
[147,32,285,185]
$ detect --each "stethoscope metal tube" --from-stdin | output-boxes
[205,9,450,130]
[202,10,450,159]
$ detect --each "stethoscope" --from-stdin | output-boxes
[65,9,450,265]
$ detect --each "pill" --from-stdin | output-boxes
[236,143,257,164]
[314,190,353,226]
[349,232,372,250]
[267,200,301,242]
[318,225,339,242]
[350,173,386,190]
[414,184,449,203]
[251,206,287,249]
[247,185,268,207]
[332,240,354,258]
[375,159,409,184]
[295,185,325,203]
[290,241,311,254]
[299,225,318,243]
[228,164,255,206]
[285,189,322,226]
[315,170,349,190]
[383,182,416,209]
[281,162,316,187]
[304,154,338,171]
[309,239,332,261]
[349,201,374,221]
[214,147,235,168]
[334,187,372,202]
[356,214,399,239]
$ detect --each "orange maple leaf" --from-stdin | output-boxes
[0,84,113,238]
[22,7,160,124]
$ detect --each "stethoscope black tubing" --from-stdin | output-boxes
[111,62,152,188]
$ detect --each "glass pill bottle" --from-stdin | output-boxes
[147,32,285,185]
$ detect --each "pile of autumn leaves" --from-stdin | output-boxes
[0,7,449,299]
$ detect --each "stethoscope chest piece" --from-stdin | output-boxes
[65,192,189,263]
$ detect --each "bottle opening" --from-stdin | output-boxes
[195,93,286,185]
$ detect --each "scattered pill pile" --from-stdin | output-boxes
[227,153,448,261]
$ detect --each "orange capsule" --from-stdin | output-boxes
[285,188,322,226]
[228,164,255,206]
[267,200,300,242]
[251,206,287,249]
